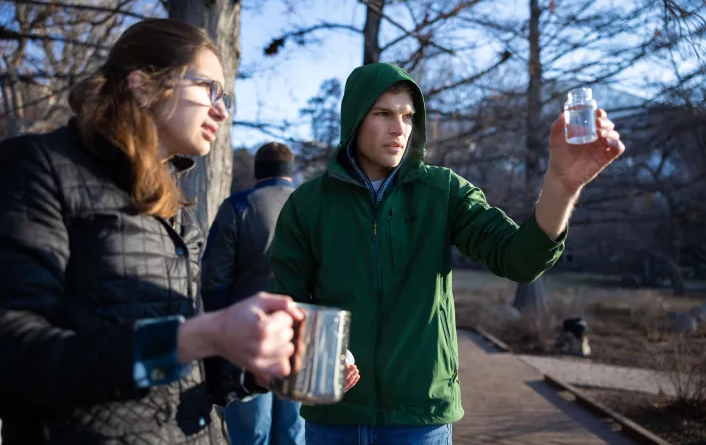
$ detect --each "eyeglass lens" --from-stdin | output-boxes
[209,82,231,113]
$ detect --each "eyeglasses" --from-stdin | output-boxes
[182,74,232,114]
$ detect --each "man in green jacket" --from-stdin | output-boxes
[269,62,624,444]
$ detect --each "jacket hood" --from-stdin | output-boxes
[328,63,427,183]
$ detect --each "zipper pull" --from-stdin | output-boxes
[386,207,392,222]
[372,220,377,242]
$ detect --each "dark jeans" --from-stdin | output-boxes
[224,393,304,445]
[305,421,453,445]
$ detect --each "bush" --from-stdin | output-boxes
[656,336,706,418]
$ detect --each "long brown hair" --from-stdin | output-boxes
[69,18,219,218]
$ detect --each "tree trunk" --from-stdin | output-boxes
[512,276,548,313]
[669,215,683,284]
[525,0,544,194]
[167,0,240,233]
[0,76,20,138]
[2,59,26,138]
[650,250,686,296]
[513,0,547,314]
[362,0,385,65]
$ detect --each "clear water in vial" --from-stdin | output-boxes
[564,103,597,145]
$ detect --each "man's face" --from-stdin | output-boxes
[355,89,415,181]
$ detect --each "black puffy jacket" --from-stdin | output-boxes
[0,121,225,444]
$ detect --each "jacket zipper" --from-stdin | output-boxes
[156,214,216,440]
[330,167,391,424]
[372,211,384,423]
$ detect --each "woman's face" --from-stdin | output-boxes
[154,48,229,158]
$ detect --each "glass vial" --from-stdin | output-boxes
[564,87,598,145]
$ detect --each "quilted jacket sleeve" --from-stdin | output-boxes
[0,135,146,416]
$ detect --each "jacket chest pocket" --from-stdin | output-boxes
[315,210,373,306]
[386,205,414,275]
[386,202,445,276]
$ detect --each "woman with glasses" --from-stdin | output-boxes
[0,18,301,445]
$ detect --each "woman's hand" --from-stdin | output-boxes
[178,292,304,378]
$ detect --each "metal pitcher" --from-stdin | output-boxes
[271,302,352,404]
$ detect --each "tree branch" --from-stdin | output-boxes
[0,81,74,121]
[424,50,513,98]
[264,22,361,56]
[0,26,111,50]
[357,0,456,56]
[232,119,305,144]
[11,0,148,20]
[0,71,78,83]
[380,1,478,53]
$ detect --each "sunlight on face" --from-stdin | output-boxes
[155,48,228,158]
[355,89,415,181]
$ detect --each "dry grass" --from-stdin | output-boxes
[653,335,706,417]
[582,387,706,445]
[453,269,706,365]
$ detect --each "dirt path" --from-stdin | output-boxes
[453,330,637,445]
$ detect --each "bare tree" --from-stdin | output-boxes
[167,0,241,233]
[260,0,507,172]
[362,0,385,64]
[0,0,146,139]
[569,0,706,291]
[1,0,244,235]
[376,0,706,301]
[263,0,468,67]
[511,0,547,314]
[295,77,342,179]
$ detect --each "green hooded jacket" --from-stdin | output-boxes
[269,63,566,426]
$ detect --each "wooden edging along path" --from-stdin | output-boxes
[461,326,674,445]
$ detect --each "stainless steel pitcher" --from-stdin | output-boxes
[271,302,352,404]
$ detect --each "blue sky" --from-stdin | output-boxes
[231,0,532,148]
[229,0,689,150]
[3,0,690,149]
[232,0,366,148]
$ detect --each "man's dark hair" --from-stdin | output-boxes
[386,80,415,97]
[254,142,294,179]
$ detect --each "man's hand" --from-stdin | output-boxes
[534,109,625,240]
[343,364,360,392]
[252,358,361,395]
[547,108,625,195]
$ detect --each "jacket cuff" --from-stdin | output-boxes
[527,209,568,247]
[132,316,192,388]
[506,210,568,283]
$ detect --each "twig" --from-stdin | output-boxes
[0,27,111,50]
[357,0,456,56]
[11,0,148,20]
